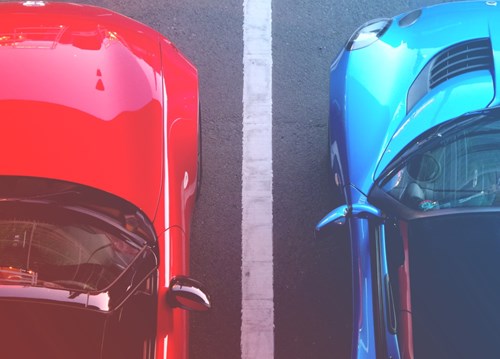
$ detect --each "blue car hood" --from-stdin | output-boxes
[334,1,500,196]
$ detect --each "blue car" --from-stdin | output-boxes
[316,2,500,358]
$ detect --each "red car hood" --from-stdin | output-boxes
[0,2,164,220]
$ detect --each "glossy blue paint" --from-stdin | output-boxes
[349,218,376,359]
[322,2,500,358]
[315,203,382,232]
[351,204,383,219]
[315,205,349,230]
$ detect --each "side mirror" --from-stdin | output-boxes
[167,276,211,312]
[315,203,383,240]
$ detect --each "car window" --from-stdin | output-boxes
[379,113,500,211]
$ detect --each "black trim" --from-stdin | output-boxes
[385,274,397,335]
[371,223,389,358]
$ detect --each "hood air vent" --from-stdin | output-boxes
[429,39,492,89]
[407,38,493,113]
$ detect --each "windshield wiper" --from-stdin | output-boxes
[0,190,81,203]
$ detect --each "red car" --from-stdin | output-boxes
[0,2,210,358]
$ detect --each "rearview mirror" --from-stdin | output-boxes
[315,203,383,240]
[167,276,211,312]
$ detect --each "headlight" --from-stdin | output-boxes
[346,18,391,51]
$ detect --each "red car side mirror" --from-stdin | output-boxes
[167,276,211,312]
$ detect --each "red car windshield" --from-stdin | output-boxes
[0,177,155,293]
[0,215,141,292]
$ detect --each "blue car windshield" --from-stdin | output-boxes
[379,112,500,211]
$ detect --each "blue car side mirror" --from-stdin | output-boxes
[315,204,383,240]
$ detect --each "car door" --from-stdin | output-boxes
[316,204,384,359]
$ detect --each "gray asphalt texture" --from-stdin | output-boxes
[1,0,463,358]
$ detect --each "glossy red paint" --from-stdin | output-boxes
[0,2,164,218]
[0,2,200,358]
[154,38,200,359]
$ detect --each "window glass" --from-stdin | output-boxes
[0,212,141,292]
[380,114,500,211]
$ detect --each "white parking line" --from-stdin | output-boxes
[241,0,273,358]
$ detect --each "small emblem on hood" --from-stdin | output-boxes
[486,1,497,6]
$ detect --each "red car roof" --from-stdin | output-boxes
[0,2,164,219]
